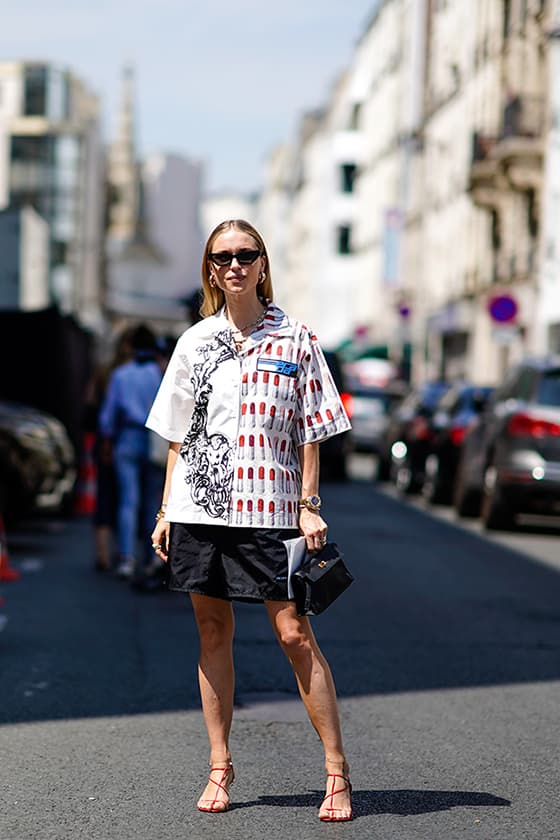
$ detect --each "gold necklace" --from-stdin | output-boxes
[227,306,266,335]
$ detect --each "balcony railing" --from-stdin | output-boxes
[471,95,545,167]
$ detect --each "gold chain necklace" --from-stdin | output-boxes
[227,307,267,335]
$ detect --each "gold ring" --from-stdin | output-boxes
[152,543,161,550]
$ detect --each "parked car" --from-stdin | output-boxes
[320,350,353,480]
[0,401,76,521]
[453,356,560,529]
[421,383,494,504]
[376,381,450,491]
[347,383,406,454]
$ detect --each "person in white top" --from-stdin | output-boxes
[148,219,352,821]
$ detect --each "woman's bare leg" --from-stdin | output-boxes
[265,600,352,818]
[190,594,235,809]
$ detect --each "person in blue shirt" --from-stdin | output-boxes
[99,325,163,579]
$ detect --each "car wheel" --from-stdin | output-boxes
[481,466,516,530]
[422,455,448,505]
[395,460,416,495]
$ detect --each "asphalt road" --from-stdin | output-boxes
[1,472,559,840]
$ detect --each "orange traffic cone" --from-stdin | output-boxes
[74,431,97,515]
[0,513,20,582]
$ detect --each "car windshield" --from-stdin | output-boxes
[420,382,449,409]
[536,370,560,407]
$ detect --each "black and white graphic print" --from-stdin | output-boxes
[180,331,236,518]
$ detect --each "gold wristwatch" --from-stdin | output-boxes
[298,495,322,512]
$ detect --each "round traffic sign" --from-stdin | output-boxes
[488,294,518,323]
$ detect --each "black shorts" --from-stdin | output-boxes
[168,523,300,603]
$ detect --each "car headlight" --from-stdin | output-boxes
[391,441,407,460]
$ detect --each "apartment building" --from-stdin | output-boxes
[537,0,560,352]
[0,61,104,327]
[260,58,366,347]
[260,1,554,379]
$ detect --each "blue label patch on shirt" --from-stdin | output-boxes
[257,358,299,377]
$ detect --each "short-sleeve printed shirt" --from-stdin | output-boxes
[146,302,351,528]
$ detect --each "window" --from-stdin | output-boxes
[537,371,560,407]
[349,102,361,131]
[516,369,536,402]
[23,65,48,116]
[340,163,356,193]
[337,225,352,255]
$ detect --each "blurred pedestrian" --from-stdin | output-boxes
[147,220,353,820]
[99,324,163,580]
[83,327,134,571]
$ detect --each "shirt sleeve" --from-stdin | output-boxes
[293,330,351,446]
[145,338,194,443]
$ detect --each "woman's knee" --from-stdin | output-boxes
[195,611,233,654]
[276,621,313,659]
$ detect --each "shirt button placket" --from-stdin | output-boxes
[229,356,243,525]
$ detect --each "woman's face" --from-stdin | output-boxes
[208,228,265,303]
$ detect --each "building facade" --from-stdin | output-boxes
[0,61,104,327]
[258,0,556,384]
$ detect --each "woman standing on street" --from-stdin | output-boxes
[147,219,352,821]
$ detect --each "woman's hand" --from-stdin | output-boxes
[298,508,328,552]
[150,519,170,562]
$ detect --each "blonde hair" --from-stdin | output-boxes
[200,219,273,318]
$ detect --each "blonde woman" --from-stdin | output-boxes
[147,220,352,821]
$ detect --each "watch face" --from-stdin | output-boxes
[309,495,321,507]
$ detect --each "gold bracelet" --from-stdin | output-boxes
[155,507,167,521]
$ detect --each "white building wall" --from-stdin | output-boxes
[257,144,295,308]
[0,64,23,209]
[537,5,560,353]
[414,0,506,383]
[143,152,204,298]
[354,0,413,360]
[20,206,49,310]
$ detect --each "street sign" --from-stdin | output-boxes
[488,293,518,323]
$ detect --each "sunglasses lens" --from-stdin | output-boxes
[237,250,261,264]
[210,252,232,266]
[209,250,262,266]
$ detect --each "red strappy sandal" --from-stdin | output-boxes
[197,761,235,813]
[319,761,353,822]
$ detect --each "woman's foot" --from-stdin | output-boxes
[319,759,353,822]
[197,760,234,813]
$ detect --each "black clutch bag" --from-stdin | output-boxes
[291,542,354,616]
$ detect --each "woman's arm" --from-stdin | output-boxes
[151,441,181,560]
[298,442,328,552]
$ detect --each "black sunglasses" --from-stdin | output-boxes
[208,249,263,267]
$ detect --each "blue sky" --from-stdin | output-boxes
[1,1,377,193]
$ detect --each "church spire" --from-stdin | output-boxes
[107,64,138,245]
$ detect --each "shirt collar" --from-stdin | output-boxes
[204,302,291,354]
